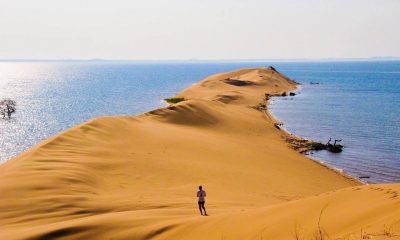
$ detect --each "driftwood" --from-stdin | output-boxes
[311,138,343,153]
[274,122,283,129]
[359,176,370,179]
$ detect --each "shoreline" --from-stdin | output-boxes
[265,86,365,185]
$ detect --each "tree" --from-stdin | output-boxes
[0,99,16,119]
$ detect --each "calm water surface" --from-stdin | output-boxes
[269,61,400,183]
[0,61,399,183]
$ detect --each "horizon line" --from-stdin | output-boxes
[1,57,400,62]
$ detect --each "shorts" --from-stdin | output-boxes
[198,201,205,205]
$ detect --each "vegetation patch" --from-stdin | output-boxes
[1,98,17,119]
[164,97,186,104]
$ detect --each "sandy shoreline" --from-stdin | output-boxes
[0,67,399,239]
[266,90,365,185]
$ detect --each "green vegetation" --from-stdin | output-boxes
[164,97,185,104]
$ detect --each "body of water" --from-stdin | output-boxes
[0,61,399,183]
[269,61,400,183]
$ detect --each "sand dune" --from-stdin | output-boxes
[0,67,398,239]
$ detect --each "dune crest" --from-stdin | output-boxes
[0,67,398,239]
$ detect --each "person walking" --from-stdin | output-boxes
[197,185,207,216]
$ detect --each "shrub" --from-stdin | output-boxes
[0,99,16,119]
[164,97,185,104]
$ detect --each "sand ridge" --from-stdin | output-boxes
[0,67,399,239]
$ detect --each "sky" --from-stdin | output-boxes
[0,0,399,60]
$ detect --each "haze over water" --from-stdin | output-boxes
[0,60,399,183]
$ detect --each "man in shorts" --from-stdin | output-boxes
[197,185,207,216]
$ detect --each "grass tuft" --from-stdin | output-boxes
[164,97,185,104]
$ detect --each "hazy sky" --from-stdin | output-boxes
[0,0,399,60]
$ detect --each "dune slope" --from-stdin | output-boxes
[0,67,398,239]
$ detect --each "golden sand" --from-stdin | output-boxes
[0,67,399,239]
